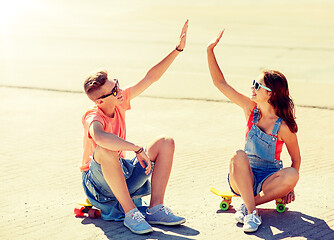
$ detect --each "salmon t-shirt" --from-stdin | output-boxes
[81,88,131,172]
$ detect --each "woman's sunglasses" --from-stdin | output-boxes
[252,80,271,92]
[97,79,119,99]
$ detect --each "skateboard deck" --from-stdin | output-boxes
[210,187,287,213]
[74,198,101,218]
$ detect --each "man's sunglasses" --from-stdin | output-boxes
[253,80,271,92]
[97,79,119,99]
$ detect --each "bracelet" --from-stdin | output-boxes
[135,147,144,154]
[175,46,183,52]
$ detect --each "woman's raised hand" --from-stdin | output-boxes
[207,29,225,51]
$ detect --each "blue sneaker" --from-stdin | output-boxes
[243,210,262,232]
[145,204,186,226]
[235,203,248,224]
[124,208,153,234]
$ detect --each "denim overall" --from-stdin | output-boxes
[244,107,283,195]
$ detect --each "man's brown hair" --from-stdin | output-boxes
[84,70,108,97]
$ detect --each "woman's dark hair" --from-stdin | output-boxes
[262,69,298,133]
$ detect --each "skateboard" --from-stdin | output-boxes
[74,198,101,218]
[210,187,287,213]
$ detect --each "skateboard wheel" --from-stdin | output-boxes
[276,204,286,213]
[220,201,229,211]
[74,208,81,217]
[80,207,86,216]
[74,207,85,217]
[96,210,101,218]
[88,208,100,218]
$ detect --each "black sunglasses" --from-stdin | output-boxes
[97,79,119,99]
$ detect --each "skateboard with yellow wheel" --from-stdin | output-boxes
[74,198,101,218]
[210,187,287,213]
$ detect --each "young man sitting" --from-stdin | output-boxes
[80,20,188,234]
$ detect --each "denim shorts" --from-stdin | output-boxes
[82,155,154,221]
[228,156,282,196]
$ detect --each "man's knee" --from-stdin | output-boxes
[157,136,175,150]
[95,146,119,164]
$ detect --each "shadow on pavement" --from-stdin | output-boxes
[217,207,334,239]
[81,218,199,240]
[252,209,334,239]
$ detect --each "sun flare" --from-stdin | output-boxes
[0,0,43,35]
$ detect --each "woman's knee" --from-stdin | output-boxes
[230,150,248,167]
[288,167,299,182]
[282,167,299,186]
